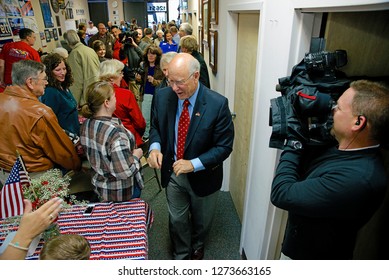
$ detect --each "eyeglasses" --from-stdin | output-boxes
[167,72,195,87]
[32,76,48,81]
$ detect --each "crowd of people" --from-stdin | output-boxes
[0,20,222,260]
[0,17,388,262]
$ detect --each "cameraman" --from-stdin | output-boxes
[271,80,389,259]
[119,31,143,107]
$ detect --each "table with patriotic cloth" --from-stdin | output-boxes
[0,199,154,260]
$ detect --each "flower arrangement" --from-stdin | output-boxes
[23,169,82,211]
[2,169,87,241]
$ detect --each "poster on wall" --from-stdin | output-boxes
[39,0,54,28]
[0,1,6,17]
[64,20,76,31]
[2,0,21,17]
[0,18,12,37]
[75,9,85,16]
[8,17,24,36]
[20,0,34,16]
[23,17,39,33]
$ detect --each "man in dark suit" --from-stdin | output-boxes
[148,53,234,260]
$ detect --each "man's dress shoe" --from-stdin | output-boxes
[191,247,204,260]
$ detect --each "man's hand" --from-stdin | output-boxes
[173,159,194,176]
[147,149,163,169]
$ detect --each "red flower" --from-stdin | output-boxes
[41,181,49,185]
[32,198,40,210]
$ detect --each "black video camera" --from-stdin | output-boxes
[269,50,350,150]
[121,30,138,44]
[304,50,348,82]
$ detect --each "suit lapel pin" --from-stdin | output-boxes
[195,112,200,117]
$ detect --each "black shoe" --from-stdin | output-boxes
[191,247,204,260]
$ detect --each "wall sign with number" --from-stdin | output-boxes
[147,3,167,12]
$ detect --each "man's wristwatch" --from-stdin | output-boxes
[284,139,303,150]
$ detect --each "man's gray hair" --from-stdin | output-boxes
[160,51,178,68]
[180,23,193,35]
[12,60,45,86]
[64,30,80,48]
[188,55,200,74]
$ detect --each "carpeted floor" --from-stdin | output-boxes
[141,167,242,260]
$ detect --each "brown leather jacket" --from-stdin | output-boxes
[0,85,81,172]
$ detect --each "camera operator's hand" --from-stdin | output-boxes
[135,73,142,81]
[129,37,138,47]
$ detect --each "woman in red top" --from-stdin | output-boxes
[99,59,146,147]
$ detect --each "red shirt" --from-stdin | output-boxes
[112,83,146,147]
[0,41,41,85]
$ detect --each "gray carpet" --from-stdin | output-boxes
[141,167,242,260]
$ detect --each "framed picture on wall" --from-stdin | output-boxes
[40,0,54,28]
[44,29,51,42]
[198,0,202,22]
[210,0,218,25]
[50,0,60,14]
[52,28,58,40]
[209,30,218,74]
[58,28,62,37]
[198,25,203,54]
[202,0,209,45]
[65,8,74,20]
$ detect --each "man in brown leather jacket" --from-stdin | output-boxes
[0,60,80,184]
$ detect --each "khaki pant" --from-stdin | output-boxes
[129,81,142,109]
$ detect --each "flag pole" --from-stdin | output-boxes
[15,150,37,200]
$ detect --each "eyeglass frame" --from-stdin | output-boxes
[167,72,196,87]
[32,76,48,82]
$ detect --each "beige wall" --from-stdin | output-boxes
[107,0,125,26]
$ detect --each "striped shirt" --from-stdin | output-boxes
[80,116,144,202]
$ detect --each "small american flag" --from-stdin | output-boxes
[0,156,30,219]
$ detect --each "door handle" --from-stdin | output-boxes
[231,112,237,119]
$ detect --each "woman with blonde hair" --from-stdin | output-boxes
[180,35,210,88]
[99,59,146,147]
[80,81,144,202]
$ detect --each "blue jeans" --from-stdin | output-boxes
[131,181,142,199]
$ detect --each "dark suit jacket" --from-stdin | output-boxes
[192,51,211,89]
[150,83,234,196]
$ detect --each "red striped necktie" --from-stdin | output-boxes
[177,99,190,160]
